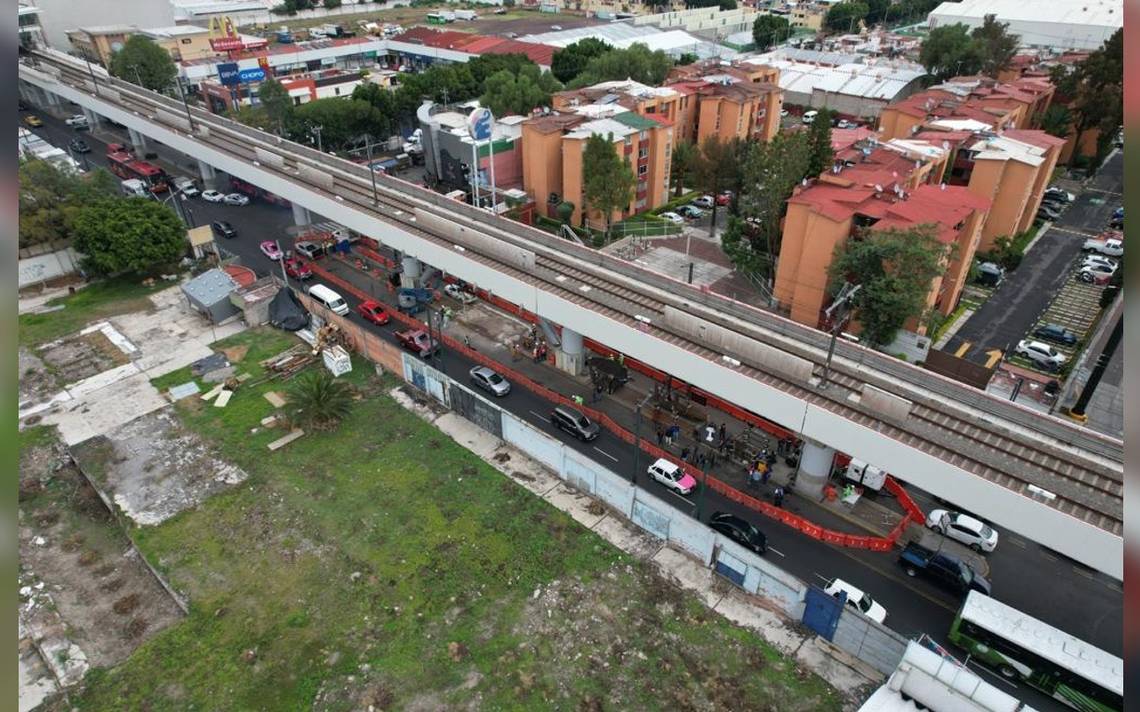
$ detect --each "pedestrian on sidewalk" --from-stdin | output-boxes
[773,486,785,508]
[656,428,664,447]
[592,384,603,404]
[680,447,690,462]
[572,394,585,407]
[759,461,770,485]
[748,466,759,489]
[718,422,727,443]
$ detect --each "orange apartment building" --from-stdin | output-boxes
[521,108,674,226]
[878,77,1054,141]
[773,142,990,330]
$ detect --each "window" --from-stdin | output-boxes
[181,38,193,44]
[637,180,647,191]
[638,147,649,159]
[638,164,648,175]
[635,198,647,209]
[639,130,647,140]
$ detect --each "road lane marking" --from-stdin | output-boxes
[664,489,693,505]
[592,446,619,463]
[814,573,830,584]
[767,547,785,558]
[528,410,548,421]
[954,340,971,358]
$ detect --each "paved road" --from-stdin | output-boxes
[23,107,1121,709]
[944,152,1124,364]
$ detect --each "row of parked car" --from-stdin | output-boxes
[658,192,732,225]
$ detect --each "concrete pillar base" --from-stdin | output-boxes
[554,327,585,376]
[128,127,147,155]
[82,107,100,129]
[792,439,835,500]
[291,203,311,228]
[399,256,421,289]
[197,160,220,190]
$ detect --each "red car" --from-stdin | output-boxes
[396,328,438,357]
[716,191,733,206]
[284,257,313,280]
[356,299,390,325]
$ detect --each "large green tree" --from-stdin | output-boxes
[257,78,294,133]
[919,23,982,80]
[691,136,741,237]
[1039,104,1073,139]
[286,98,389,150]
[551,38,611,84]
[970,14,1020,77]
[823,2,869,33]
[582,133,636,243]
[18,159,118,249]
[109,35,176,91]
[479,65,561,117]
[1065,29,1123,168]
[752,15,791,50]
[827,224,951,346]
[571,43,674,88]
[805,108,835,177]
[71,198,186,276]
[669,140,697,197]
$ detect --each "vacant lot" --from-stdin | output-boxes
[19,278,170,348]
[54,329,842,710]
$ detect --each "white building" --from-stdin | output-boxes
[25,0,176,52]
[927,0,1122,51]
[520,23,736,61]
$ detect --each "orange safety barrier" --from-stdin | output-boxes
[303,264,916,552]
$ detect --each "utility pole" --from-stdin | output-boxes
[174,76,195,132]
[1064,316,1122,423]
[819,282,860,390]
[366,134,378,205]
[631,391,654,487]
[84,55,100,96]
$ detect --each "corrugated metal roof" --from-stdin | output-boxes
[182,268,237,307]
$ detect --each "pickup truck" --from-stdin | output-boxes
[898,542,991,596]
[396,329,438,358]
[443,283,477,305]
[1082,236,1123,257]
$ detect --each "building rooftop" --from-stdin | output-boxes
[744,52,924,101]
[564,117,637,141]
[929,0,1122,29]
[141,25,210,38]
[524,112,587,135]
[71,25,137,36]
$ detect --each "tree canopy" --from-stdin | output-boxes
[479,64,561,117]
[71,197,187,277]
[691,136,741,236]
[257,78,293,131]
[286,98,389,150]
[919,24,981,80]
[582,133,635,242]
[19,159,118,249]
[805,108,835,177]
[669,140,697,198]
[827,224,951,346]
[109,35,176,91]
[551,38,611,84]
[1065,29,1122,166]
[752,15,791,50]
[823,2,869,33]
[970,15,1019,77]
[570,43,674,88]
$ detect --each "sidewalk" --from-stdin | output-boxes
[321,250,913,543]
[390,386,882,705]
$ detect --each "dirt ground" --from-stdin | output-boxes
[19,347,56,409]
[70,409,249,527]
[38,330,130,387]
[18,429,185,675]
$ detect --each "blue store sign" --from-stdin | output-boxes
[217,62,240,86]
[238,67,266,83]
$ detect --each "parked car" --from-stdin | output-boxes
[259,240,284,260]
[925,509,999,553]
[469,365,511,397]
[659,211,684,225]
[294,241,324,260]
[824,579,887,623]
[779,109,788,118]
[802,110,818,124]
[1044,186,1075,203]
[1109,207,1123,229]
[202,189,225,203]
[1032,323,1078,346]
[549,405,599,442]
[65,114,89,129]
[1015,339,1066,370]
[68,138,90,154]
[395,328,438,358]
[1082,254,1117,271]
[211,221,237,239]
[708,512,767,555]
[676,204,703,219]
[550,24,562,30]
[172,176,200,197]
[223,193,250,206]
[355,298,389,324]
[1036,204,1062,221]
[23,115,42,127]
[1078,261,1116,283]
[1040,195,1068,210]
[443,282,477,304]
[1081,237,1123,257]
[835,119,854,129]
[284,256,313,280]
[975,261,1004,287]
[691,195,715,209]
[716,191,732,206]
[898,542,991,596]
[647,458,697,495]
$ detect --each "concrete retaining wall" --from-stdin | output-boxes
[19,247,82,288]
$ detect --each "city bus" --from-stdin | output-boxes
[106,150,169,193]
[948,591,1122,712]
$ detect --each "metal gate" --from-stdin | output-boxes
[714,547,747,587]
[449,384,503,439]
[801,585,843,641]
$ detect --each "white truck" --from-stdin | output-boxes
[844,458,886,492]
[1082,235,1123,257]
[172,176,200,197]
[455,9,477,20]
[120,178,149,198]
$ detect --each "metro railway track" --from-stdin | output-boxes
[31,56,1122,536]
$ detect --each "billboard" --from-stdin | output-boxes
[238,67,266,83]
[208,15,244,51]
[217,62,240,86]
[467,107,493,141]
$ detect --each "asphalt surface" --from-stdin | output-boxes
[22,105,1122,709]
[943,152,1124,364]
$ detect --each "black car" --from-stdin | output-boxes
[1037,205,1061,221]
[976,261,1004,287]
[18,100,28,111]
[898,542,991,596]
[1033,323,1078,346]
[68,138,91,153]
[211,221,237,239]
[549,406,600,442]
[709,512,767,555]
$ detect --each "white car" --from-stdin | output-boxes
[1081,237,1123,257]
[646,458,698,496]
[172,177,199,197]
[443,283,477,304]
[223,193,250,206]
[1082,254,1117,270]
[202,189,225,203]
[836,119,854,129]
[1078,261,1116,283]
[691,195,715,209]
[824,579,887,624]
[925,509,999,553]
[65,114,89,128]
[1015,339,1066,370]
[659,211,684,225]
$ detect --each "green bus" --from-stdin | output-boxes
[948,591,1122,712]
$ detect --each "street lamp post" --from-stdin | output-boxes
[366,134,379,206]
[132,64,144,89]
[174,76,195,132]
[631,391,654,487]
[84,55,100,96]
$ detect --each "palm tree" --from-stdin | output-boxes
[288,369,354,431]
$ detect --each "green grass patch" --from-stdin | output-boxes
[69,331,844,710]
[19,278,170,348]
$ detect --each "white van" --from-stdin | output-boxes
[802,110,819,125]
[120,178,148,197]
[306,284,349,316]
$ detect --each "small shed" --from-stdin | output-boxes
[182,268,239,323]
[186,225,215,259]
[229,276,278,326]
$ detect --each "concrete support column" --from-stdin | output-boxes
[197,160,220,190]
[292,203,312,228]
[128,127,147,155]
[81,106,100,129]
[554,327,585,376]
[793,439,835,500]
[399,256,422,289]
[43,89,61,107]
